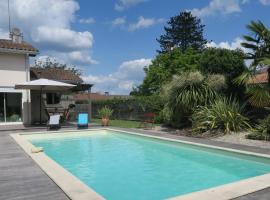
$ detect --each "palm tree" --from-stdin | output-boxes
[239,20,270,107]
[241,20,270,66]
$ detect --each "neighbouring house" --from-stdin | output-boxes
[0,28,38,125]
[248,68,269,85]
[74,92,130,102]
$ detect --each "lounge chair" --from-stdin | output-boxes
[77,113,89,128]
[139,112,156,129]
[47,114,61,130]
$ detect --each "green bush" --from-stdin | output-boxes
[161,71,224,127]
[246,115,270,141]
[192,97,250,134]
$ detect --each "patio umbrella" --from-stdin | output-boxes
[15,78,75,124]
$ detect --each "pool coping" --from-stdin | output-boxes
[11,128,270,200]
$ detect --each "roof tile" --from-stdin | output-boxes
[30,67,82,83]
[0,39,38,54]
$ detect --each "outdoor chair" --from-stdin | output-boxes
[47,114,61,130]
[77,113,89,128]
[139,112,156,129]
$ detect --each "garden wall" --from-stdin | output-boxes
[76,96,163,121]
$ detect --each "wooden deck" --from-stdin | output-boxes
[0,131,69,200]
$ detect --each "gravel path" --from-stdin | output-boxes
[152,126,270,150]
[212,132,270,150]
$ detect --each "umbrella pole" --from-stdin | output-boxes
[40,88,42,125]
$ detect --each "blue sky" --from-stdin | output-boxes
[0,0,270,94]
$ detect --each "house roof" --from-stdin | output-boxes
[30,67,83,84]
[248,71,268,84]
[0,39,38,55]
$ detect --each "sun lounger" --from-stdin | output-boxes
[78,113,89,128]
[47,114,61,130]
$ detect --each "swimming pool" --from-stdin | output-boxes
[25,130,270,200]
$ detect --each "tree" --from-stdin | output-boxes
[239,20,270,107]
[130,48,200,96]
[34,57,81,76]
[157,11,207,53]
[199,48,246,99]
[241,20,270,66]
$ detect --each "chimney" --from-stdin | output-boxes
[10,28,23,43]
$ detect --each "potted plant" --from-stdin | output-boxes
[98,106,113,126]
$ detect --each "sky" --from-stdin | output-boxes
[0,0,270,94]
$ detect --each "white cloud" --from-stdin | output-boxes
[128,16,165,31]
[83,58,152,94]
[260,0,270,5]
[115,0,147,11]
[32,26,93,51]
[207,37,244,50]
[79,17,95,24]
[241,0,250,4]
[112,17,126,26]
[0,0,97,66]
[207,37,253,55]
[190,0,242,17]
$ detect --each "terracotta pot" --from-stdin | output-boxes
[101,118,109,126]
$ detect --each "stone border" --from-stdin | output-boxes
[11,128,270,200]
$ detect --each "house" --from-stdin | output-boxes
[0,28,93,125]
[0,28,38,125]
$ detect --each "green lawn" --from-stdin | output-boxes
[91,118,142,128]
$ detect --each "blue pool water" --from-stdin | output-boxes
[28,130,270,200]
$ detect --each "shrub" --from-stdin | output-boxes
[161,71,224,127]
[192,97,250,134]
[246,115,270,141]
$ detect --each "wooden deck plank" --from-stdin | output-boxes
[0,133,69,200]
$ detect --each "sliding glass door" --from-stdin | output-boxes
[0,92,22,123]
[0,93,4,122]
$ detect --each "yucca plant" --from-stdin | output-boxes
[161,71,223,127]
[192,97,250,134]
[98,106,113,126]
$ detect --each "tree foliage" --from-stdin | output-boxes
[241,20,270,65]
[199,48,246,99]
[239,20,270,107]
[157,11,207,53]
[131,48,200,96]
[34,57,81,76]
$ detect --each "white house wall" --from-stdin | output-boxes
[0,53,31,124]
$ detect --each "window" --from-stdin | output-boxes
[0,92,22,122]
[46,93,61,105]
